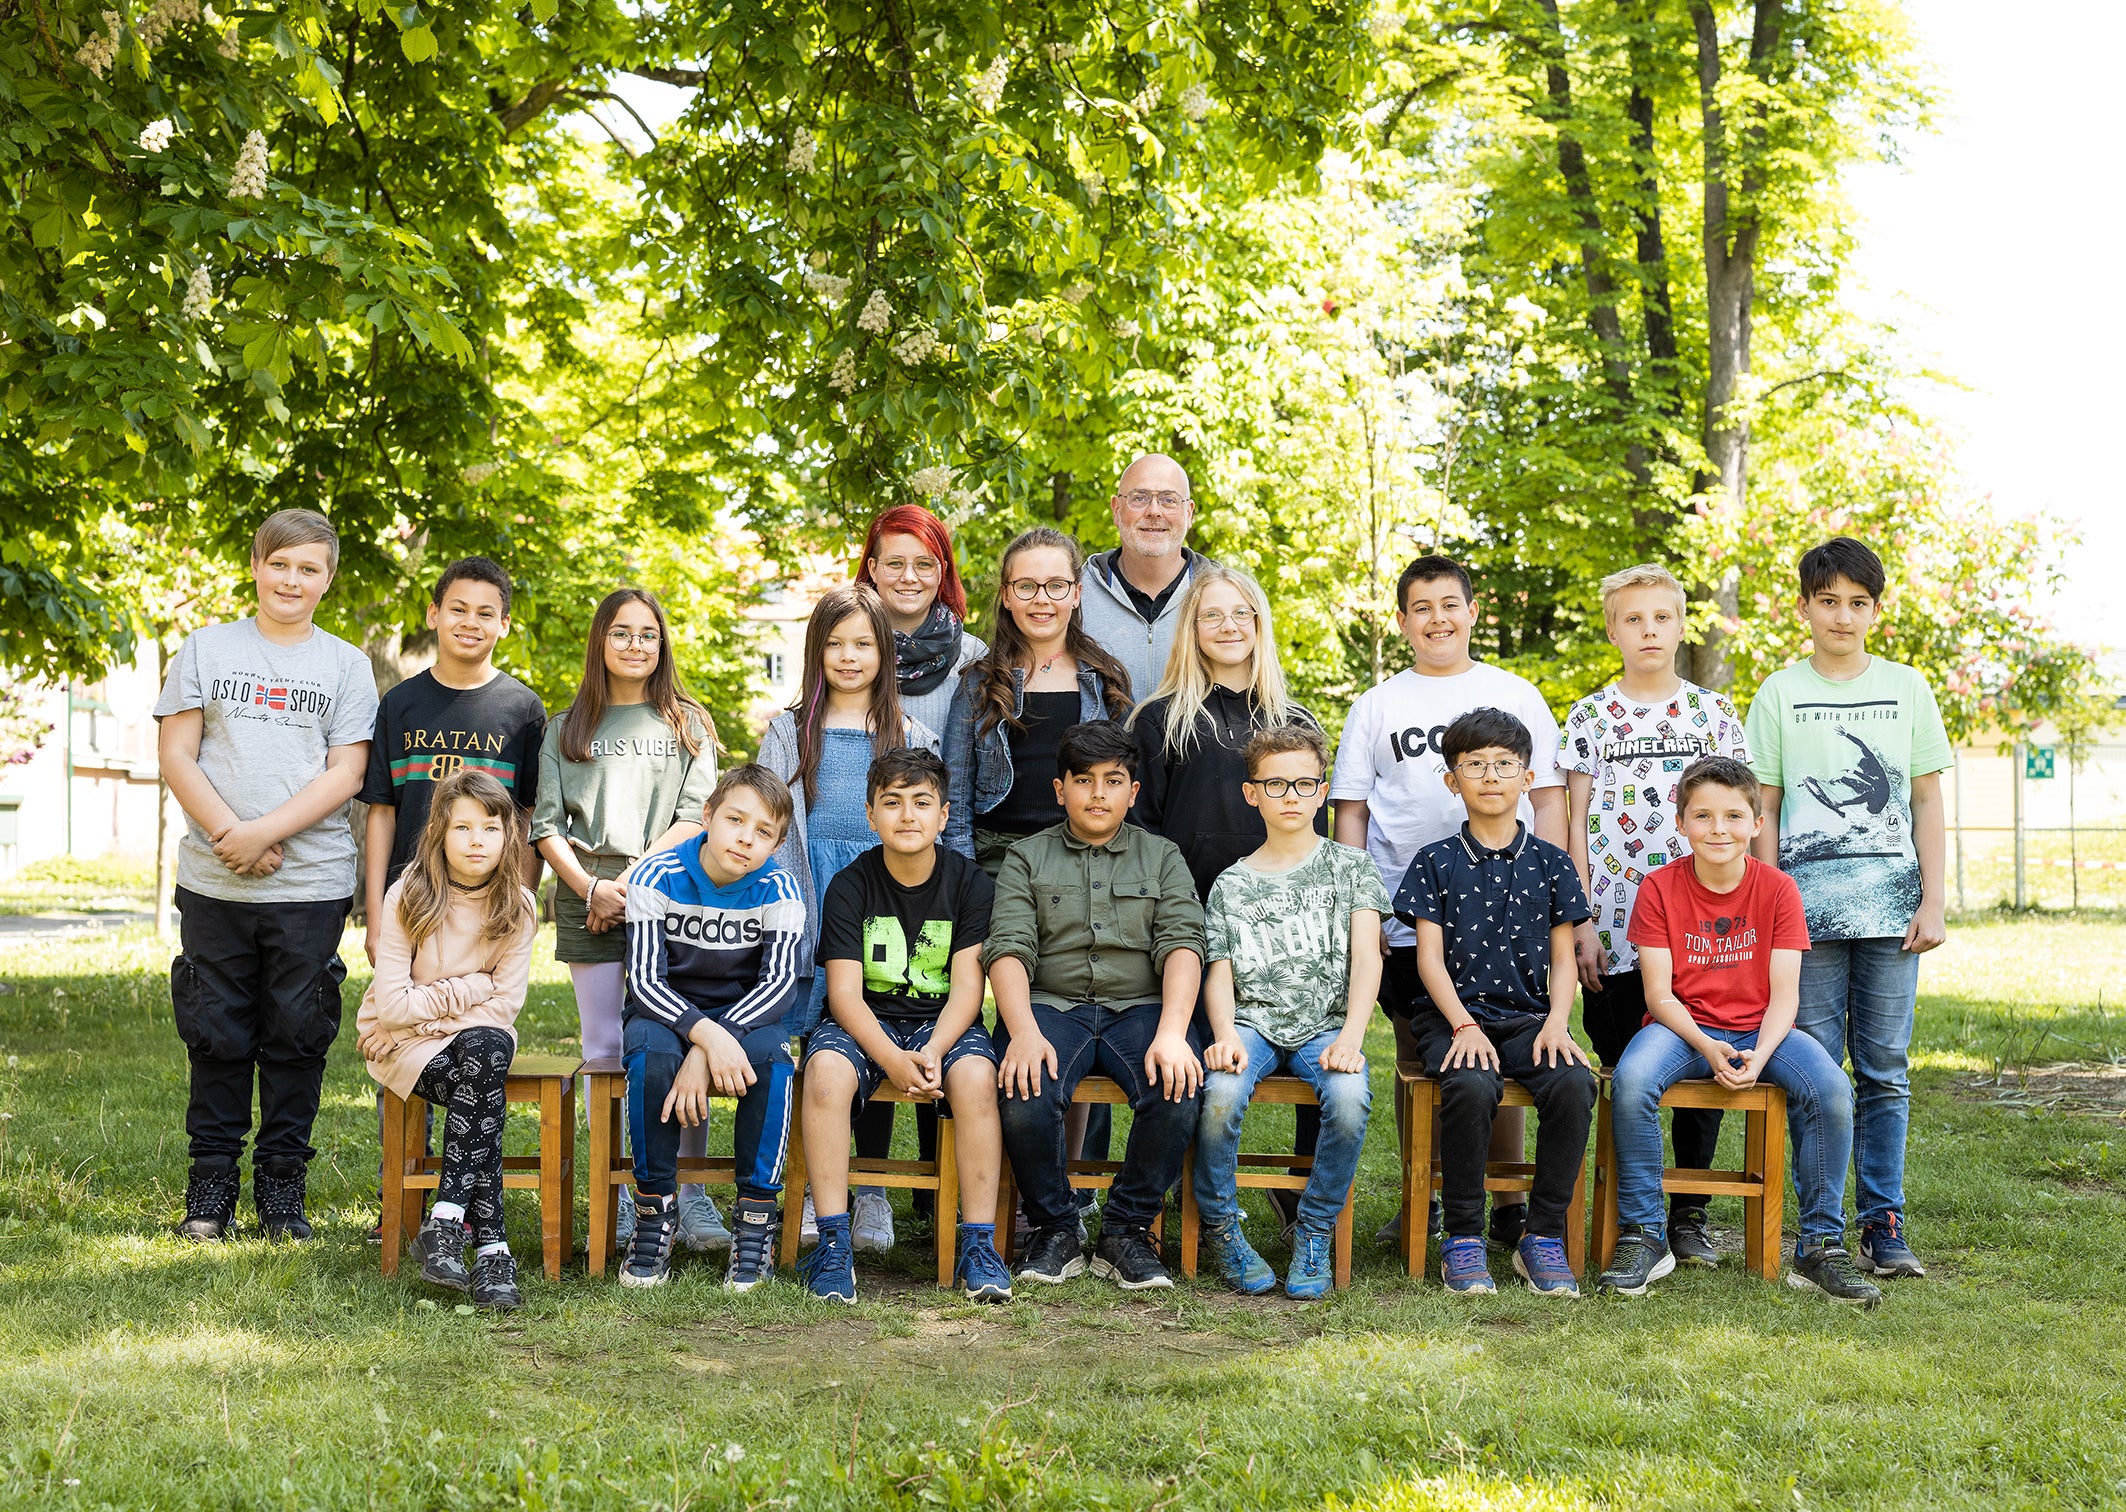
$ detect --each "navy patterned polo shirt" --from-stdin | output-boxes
[1393,823,1591,1021]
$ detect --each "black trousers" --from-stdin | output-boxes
[171,887,351,1166]
[1407,1007,1596,1240]
[1582,969,1719,1218]
[411,1028,516,1246]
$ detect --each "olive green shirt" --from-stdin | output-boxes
[981,821,1206,1009]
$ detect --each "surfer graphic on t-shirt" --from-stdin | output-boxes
[1800,728,1893,819]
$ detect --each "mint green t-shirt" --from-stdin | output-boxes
[1744,656,1953,941]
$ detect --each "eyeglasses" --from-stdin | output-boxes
[1251,776,1324,798]
[607,628,663,649]
[1119,489,1190,513]
[1196,607,1257,630]
[1007,578,1077,601]
[1454,759,1525,780]
[873,556,941,580]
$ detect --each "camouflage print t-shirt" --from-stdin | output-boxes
[1204,840,1392,1049]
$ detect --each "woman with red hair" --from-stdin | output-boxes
[855,505,987,739]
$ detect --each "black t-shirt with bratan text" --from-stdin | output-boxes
[816,846,994,1021]
[360,669,548,885]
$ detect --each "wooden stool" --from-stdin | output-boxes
[1399,1069,1587,1280]
[379,1051,581,1280]
[997,1076,1165,1260]
[780,1072,1007,1287]
[1590,1076,1787,1280]
[1178,1073,1357,1290]
[583,1057,745,1276]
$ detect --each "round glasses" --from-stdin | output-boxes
[1196,607,1257,629]
[607,628,663,649]
[1251,776,1324,797]
[1454,759,1525,780]
[1007,578,1077,601]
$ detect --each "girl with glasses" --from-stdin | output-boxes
[941,528,1133,871]
[532,586,723,1254]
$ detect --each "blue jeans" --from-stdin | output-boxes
[624,1015,793,1201]
[1795,937,1920,1229]
[1611,1022,1854,1246]
[1191,1026,1370,1233]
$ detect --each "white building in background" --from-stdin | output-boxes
[741,554,850,741]
[0,656,171,876]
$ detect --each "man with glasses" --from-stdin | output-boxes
[1079,453,1213,700]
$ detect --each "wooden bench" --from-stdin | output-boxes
[1177,1074,1357,1290]
[1399,1068,1587,1280]
[583,1056,749,1276]
[780,1072,1007,1288]
[997,1076,1164,1260]
[1589,1077,1787,1281]
[379,1051,581,1280]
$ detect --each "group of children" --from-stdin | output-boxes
[155,506,1949,1314]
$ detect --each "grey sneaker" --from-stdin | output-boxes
[613,1190,636,1255]
[1788,1244,1884,1309]
[677,1190,732,1253]
[1596,1227,1677,1297]
[851,1189,895,1254]
[1667,1209,1720,1268]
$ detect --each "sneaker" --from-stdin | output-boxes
[1016,1222,1088,1285]
[954,1229,1014,1303]
[1668,1209,1720,1268]
[1857,1215,1926,1278]
[1090,1223,1173,1291]
[1202,1218,1276,1296]
[1788,1243,1884,1309]
[470,1249,522,1311]
[1512,1234,1580,1298]
[1486,1200,1526,1254]
[1373,1197,1444,1249]
[365,1221,384,1247]
[796,1224,857,1304]
[1264,1187,1300,1247]
[1596,1227,1677,1297]
[1440,1235,1496,1295]
[800,1189,819,1247]
[677,1190,733,1253]
[723,1197,778,1292]
[851,1189,896,1254]
[408,1215,470,1292]
[619,1196,677,1289]
[179,1158,240,1242]
[1286,1223,1335,1301]
[253,1155,313,1242]
[613,1192,636,1255]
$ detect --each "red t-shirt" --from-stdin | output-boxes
[1626,857,1811,1033]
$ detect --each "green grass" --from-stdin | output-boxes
[0,857,155,918]
[1,914,2123,1509]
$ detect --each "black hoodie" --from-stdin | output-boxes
[1128,685,1326,903]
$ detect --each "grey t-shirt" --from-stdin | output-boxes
[153,618,379,903]
[529,702,720,860]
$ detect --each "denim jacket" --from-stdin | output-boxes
[942,664,1118,859]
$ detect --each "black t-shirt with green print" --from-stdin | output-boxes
[815,845,994,1021]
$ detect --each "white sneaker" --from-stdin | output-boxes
[851,1189,896,1254]
[800,1189,819,1247]
[677,1190,732,1253]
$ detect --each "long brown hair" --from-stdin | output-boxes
[394,770,536,957]
[788,584,905,807]
[558,587,712,764]
[965,527,1133,738]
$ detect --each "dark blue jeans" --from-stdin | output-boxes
[995,1001,1200,1232]
[624,1016,793,1201]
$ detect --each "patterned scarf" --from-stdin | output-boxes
[894,599,964,697]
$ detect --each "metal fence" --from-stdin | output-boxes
[1946,741,2126,912]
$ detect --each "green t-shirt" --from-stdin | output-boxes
[1204,839,1392,1049]
[1744,656,1953,941]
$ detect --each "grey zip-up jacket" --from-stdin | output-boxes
[1078,547,1201,701]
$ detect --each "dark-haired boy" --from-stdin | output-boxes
[985,721,1206,1290]
[1329,555,1566,1249]
[1744,536,1951,1280]
[1597,756,1878,1307]
[798,749,1012,1304]
[620,766,804,1292]
[1394,708,1595,1297]
[155,509,379,1242]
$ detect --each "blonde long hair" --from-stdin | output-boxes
[395,770,535,957]
[1133,563,1301,757]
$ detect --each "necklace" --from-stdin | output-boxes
[1035,649,1070,675]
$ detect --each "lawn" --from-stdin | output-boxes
[1,912,2122,1510]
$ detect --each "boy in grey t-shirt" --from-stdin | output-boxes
[154,509,378,1242]
[1192,725,1389,1300]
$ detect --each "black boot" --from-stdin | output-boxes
[254,1155,313,1242]
[179,1157,241,1242]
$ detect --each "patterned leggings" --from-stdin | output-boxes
[410,1027,515,1246]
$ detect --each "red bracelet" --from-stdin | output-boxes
[1452,1021,1483,1036]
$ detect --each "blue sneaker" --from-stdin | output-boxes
[1440,1235,1496,1295]
[1285,1223,1334,1300]
[1202,1218,1276,1296]
[796,1222,856,1303]
[1857,1215,1926,1278]
[1512,1234,1580,1298]
[954,1228,1014,1303]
